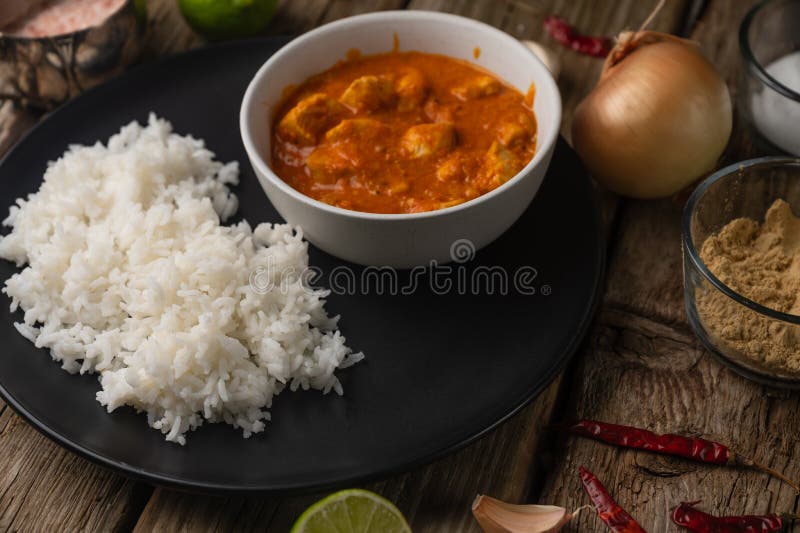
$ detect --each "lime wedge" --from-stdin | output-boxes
[291,489,412,533]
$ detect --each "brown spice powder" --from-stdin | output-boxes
[697,199,800,373]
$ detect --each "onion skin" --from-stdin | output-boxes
[572,32,732,199]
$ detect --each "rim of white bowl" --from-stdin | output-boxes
[239,10,562,221]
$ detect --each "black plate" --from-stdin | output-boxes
[0,38,604,493]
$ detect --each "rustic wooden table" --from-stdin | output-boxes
[1,0,794,531]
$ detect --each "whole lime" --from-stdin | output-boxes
[178,0,278,40]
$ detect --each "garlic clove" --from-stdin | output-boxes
[472,494,573,533]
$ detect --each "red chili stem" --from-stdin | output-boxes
[728,454,800,494]
[671,501,786,532]
[566,420,800,493]
[579,466,648,533]
[543,16,612,58]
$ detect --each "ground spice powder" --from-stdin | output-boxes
[697,199,800,373]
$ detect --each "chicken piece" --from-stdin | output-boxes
[324,118,390,145]
[436,151,478,183]
[451,75,502,101]
[436,154,463,182]
[479,141,523,189]
[401,123,457,159]
[372,175,410,196]
[403,198,428,213]
[306,146,352,184]
[396,69,428,111]
[339,75,396,112]
[306,147,349,183]
[387,179,409,195]
[309,119,392,183]
[276,93,345,146]
[423,97,455,124]
[496,113,537,148]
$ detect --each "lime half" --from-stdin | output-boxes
[291,489,412,533]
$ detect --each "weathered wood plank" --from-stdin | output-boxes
[537,2,800,531]
[141,0,204,58]
[132,489,283,532]
[269,0,333,35]
[539,307,800,531]
[604,199,687,325]
[0,397,150,532]
[320,0,411,23]
[0,101,35,161]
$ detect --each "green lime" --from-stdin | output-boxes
[177,0,278,40]
[290,489,412,533]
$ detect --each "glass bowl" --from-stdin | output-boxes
[683,157,800,388]
[739,0,800,156]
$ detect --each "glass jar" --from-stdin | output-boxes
[683,157,800,387]
[739,0,800,156]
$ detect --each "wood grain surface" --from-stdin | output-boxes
[2,0,793,531]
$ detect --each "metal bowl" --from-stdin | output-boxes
[0,0,145,110]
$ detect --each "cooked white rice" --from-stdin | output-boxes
[0,114,362,444]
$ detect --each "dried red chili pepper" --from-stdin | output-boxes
[543,16,613,58]
[579,466,647,533]
[566,420,800,492]
[671,501,798,532]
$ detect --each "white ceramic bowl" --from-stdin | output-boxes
[240,11,562,268]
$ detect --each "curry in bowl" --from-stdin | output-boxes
[271,51,537,214]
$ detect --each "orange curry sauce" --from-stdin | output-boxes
[271,51,537,214]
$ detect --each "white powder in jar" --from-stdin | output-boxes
[751,50,800,156]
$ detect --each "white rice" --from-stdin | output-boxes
[0,114,363,445]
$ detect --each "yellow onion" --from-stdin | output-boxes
[472,494,583,533]
[572,31,732,198]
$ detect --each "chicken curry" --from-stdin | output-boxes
[271,51,537,214]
